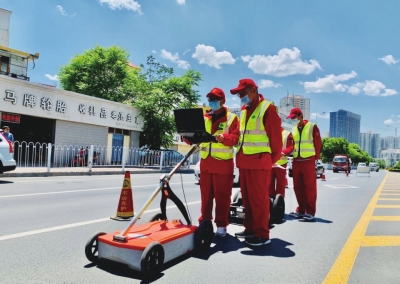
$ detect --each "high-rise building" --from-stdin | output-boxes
[279,95,310,120]
[380,136,400,150]
[329,109,361,144]
[360,132,380,158]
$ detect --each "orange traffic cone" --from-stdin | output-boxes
[110,171,134,221]
[321,169,326,181]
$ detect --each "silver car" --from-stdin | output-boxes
[0,131,16,174]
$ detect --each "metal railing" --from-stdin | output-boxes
[12,141,200,170]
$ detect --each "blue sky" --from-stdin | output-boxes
[2,0,400,137]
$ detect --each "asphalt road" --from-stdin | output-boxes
[0,170,398,283]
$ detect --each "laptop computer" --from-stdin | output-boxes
[173,108,216,143]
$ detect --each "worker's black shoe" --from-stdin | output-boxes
[234,230,254,239]
[246,237,271,246]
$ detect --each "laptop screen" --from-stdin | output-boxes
[173,108,206,135]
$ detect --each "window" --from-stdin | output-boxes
[0,56,10,73]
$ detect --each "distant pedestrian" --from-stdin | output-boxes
[2,126,14,143]
[287,108,322,221]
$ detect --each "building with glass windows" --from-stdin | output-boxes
[329,109,361,144]
[360,131,380,158]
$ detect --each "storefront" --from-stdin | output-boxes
[0,75,144,164]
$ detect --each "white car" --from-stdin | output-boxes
[0,131,16,174]
[194,160,240,187]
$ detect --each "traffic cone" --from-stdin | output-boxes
[110,171,134,221]
[346,170,349,177]
[321,169,326,181]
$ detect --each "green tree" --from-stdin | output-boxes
[320,137,349,163]
[59,45,137,102]
[348,143,372,165]
[132,56,202,149]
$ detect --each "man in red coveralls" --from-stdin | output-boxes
[270,127,294,198]
[230,79,282,246]
[287,107,322,221]
[184,87,239,237]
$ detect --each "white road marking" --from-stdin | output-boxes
[0,182,193,198]
[0,201,201,241]
[324,184,358,189]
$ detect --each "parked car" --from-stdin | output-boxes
[369,162,379,172]
[0,131,16,174]
[194,160,240,187]
[138,146,186,167]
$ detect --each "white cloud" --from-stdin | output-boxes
[379,55,399,65]
[152,50,157,54]
[258,79,282,89]
[310,112,329,119]
[303,72,397,97]
[384,119,395,125]
[303,71,357,93]
[98,0,142,13]
[45,74,60,81]
[56,5,76,17]
[160,49,190,69]
[241,47,321,77]
[177,0,186,4]
[192,44,236,69]
[183,49,191,55]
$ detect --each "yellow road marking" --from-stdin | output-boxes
[378,198,400,201]
[370,216,400,221]
[375,205,400,209]
[361,236,400,246]
[323,172,388,284]
[380,193,400,196]
[381,190,400,192]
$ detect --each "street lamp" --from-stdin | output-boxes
[316,112,326,125]
[387,125,399,149]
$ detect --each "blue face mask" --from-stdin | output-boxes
[240,95,251,106]
[209,101,221,111]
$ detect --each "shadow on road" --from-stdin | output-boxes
[240,238,295,257]
[285,214,333,224]
[0,180,13,184]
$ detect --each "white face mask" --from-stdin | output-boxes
[291,119,298,126]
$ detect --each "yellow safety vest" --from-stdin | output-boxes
[237,100,272,155]
[277,129,290,165]
[200,112,237,160]
[292,122,315,158]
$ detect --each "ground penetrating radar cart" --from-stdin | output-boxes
[84,144,214,278]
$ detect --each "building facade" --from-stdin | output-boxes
[279,94,310,120]
[360,132,380,158]
[329,109,361,144]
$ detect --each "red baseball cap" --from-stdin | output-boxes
[206,87,225,100]
[230,78,258,94]
[286,107,303,119]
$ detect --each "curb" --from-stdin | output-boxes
[1,169,194,178]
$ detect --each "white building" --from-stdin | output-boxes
[360,131,380,158]
[380,149,400,167]
[279,94,310,120]
[381,136,400,150]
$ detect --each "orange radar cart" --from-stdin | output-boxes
[85,109,218,279]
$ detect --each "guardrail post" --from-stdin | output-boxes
[47,143,52,173]
[88,145,94,173]
[122,147,127,172]
[159,151,165,171]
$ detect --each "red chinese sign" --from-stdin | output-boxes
[1,112,21,124]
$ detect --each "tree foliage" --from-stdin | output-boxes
[132,56,202,149]
[320,137,349,163]
[348,143,373,165]
[59,45,137,102]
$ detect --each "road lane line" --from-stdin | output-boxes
[0,182,193,198]
[0,201,201,241]
[322,172,388,284]
[375,205,400,209]
[378,198,400,201]
[370,216,400,221]
[380,193,400,196]
[381,189,400,192]
[361,236,400,246]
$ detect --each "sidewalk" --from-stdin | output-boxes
[2,166,194,178]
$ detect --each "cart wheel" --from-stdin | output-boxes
[149,213,166,222]
[271,194,285,224]
[195,219,214,253]
[140,242,165,278]
[85,232,106,263]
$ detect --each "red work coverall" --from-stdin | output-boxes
[236,96,282,239]
[292,121,322,216]
[198,107,239,227]
[269,128,294,198]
